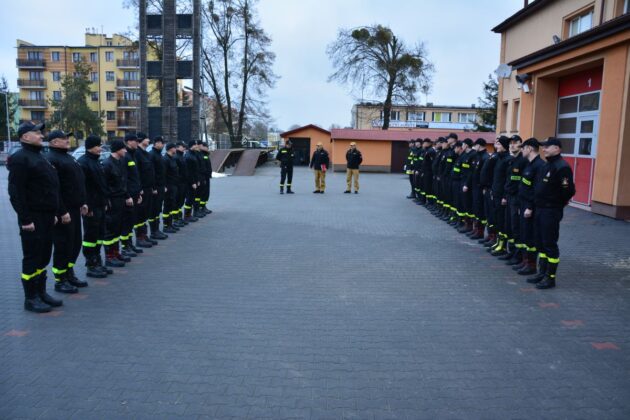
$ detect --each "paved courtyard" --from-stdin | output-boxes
[1,163,630,419]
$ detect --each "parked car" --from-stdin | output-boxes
[72,145,111,161]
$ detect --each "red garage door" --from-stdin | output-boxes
[556,67,602,206]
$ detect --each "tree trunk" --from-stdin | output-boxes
[382,78,395,130]
[236,0,249,148]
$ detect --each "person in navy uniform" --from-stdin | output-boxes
[530,137,576,289]
[8,122,62,312]
[278,140,295,194]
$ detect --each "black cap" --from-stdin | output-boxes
[85,134,102,150]
[18,122,45,138]
[176,141,186,148]
[109,139,125,153]
[510,134,523,142]
[496,135,510,150]
[187,140,196,148]
[124,133,138,142]
[152,136,164,144]
[454,141,463,148]
[462,138,473,147]
[196,140,204,146]
[414,138,422,143]
[422,137,432,143]
[436,136,446,143]
[165,142,176,151]
[540,137,562,148]
[408,140,415,144]
[136,132,148,140]
[522,138,540,148]
[447,132,458,140]
[47,130,73,142]
[474,138,487,147]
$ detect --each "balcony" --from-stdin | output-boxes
[117,59,139,68]
[17,79,47,89]
[117,79,140,88]
[117,119,138,128]
[18,99,47,108]
[117,99,140,108]
[16,58,46,68]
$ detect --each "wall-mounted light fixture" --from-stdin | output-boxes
[515,73,532,94]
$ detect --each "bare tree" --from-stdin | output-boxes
[327,25,433,130]
[201,0,277,146]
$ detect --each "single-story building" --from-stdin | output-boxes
[279,125,332,166]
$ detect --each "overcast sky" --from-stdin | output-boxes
[0,0,525,131]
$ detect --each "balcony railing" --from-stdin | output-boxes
[18,99,47,108]
[16,58,46,68]
[116,59,139,68]
[117,79,140,88]
[117,99,140,108]
[117,119,138,128]
[17,79,47,88]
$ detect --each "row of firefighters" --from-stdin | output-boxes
[8,122,213,313]
[404,133,575,290]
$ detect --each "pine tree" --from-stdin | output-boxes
[474,75,498,132]
[49,60,104,138]
[0,76,17,144]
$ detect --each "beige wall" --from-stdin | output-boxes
[353,105,480,129]
[331,140,392,171]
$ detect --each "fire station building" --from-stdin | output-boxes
[493,0,630,219]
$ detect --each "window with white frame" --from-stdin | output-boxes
[458,113,477,123]
[568,10,593,37]
[432,112,451,122]
[52,91,62,101]
[51,51,60,61]
[106,91,115,101]
[91,92,99,102]
[72,52,82,62]
[89,52,98,63]
[408,112,425,121]
[30,91,43,100]
[380,110,400,121]
[123,71,139,80]
[105,51,114,62]
[27,51,42,60]
[29,71,43,80]
[52,71,61,81]
[106,111,116,120]
[90,72,98,82]
[105,71,115,81]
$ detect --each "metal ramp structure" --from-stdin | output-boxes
[210,149,235,173]
[232,149,267,176]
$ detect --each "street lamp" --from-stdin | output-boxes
[0,90,12,152]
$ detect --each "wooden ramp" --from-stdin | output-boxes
[232,150,265,176]
[210,149,235,173]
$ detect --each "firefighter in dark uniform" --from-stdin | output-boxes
[420,138,436,206]
[457,138,475,233]
[489,136,511,256]
[136,133,158,245]
[76,135,110,279]
[530,137,575,289]
[439,133,457,222]
[122,133,145,254]
[412,139,423,202]
[193,141,207,218]
[149,136,168,240]
[479,141,499,246]
[45,130,88,293]
[102,140,130,267]
[501,135,528,265]
[468,139,489,240]
[404,140,416,198]
[174,142,189,226]
[162,143,180,233]
[184,141,201,222]
[515,138,546,277]
[278,140,295,194]
[8,122,62,312]
[429,138,445,214]
[449,141,465,226]
[199,141,213,214]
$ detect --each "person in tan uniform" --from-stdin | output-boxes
[309,142,330,194]
[344,142,363,194]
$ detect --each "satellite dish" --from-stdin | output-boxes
[495,63,513,79]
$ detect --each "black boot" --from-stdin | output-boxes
[121,242,138,257]
[506,249,522,266]
[536,260,558,289]
[38,274,64,306]
[498,242,515,260]
[86,256,107,278]
[527,257,548,284]
[94,254,111,275]
[67,267,89,287]
[54,272,78,294]
[22,279,52,313]
[280,186,284,194]
[286,186,294,194]
[135,233,153,248]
